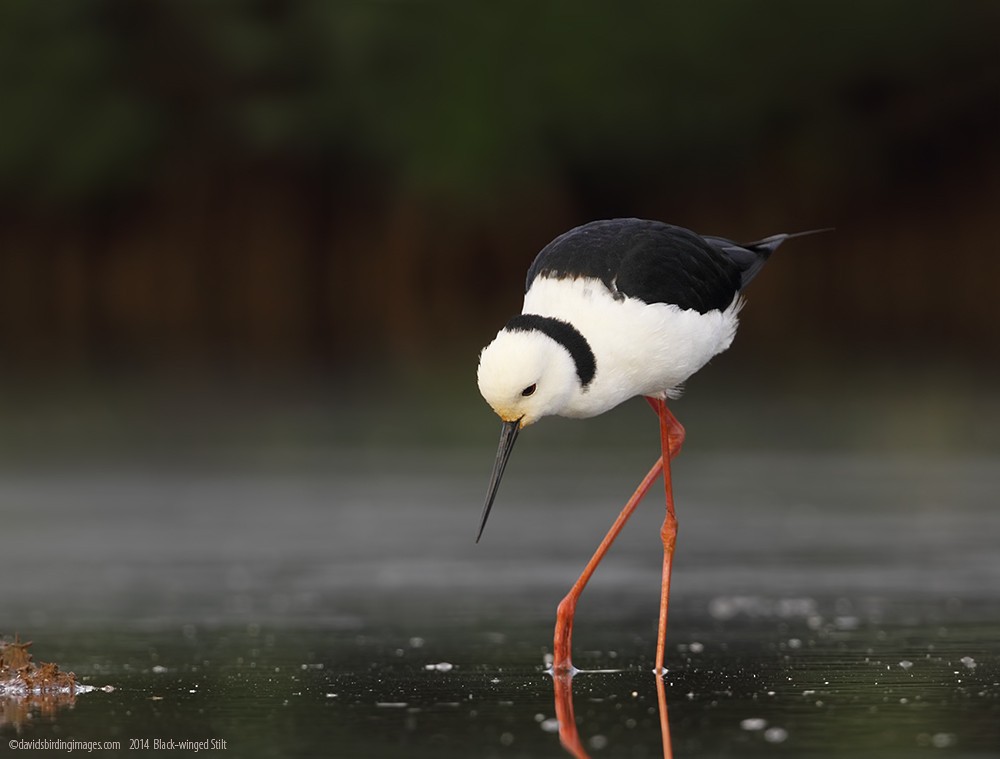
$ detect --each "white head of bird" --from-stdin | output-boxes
[476,328,578,429]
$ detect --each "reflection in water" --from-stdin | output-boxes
[1,693,78,732]
[553,670,672,758]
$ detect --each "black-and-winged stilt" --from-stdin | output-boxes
[476,217,825,674]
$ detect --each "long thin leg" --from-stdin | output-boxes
[552,455,663,674]
[651,398,685,674]
[552,397,686,674]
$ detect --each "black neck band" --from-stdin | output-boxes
[504,314,596,388]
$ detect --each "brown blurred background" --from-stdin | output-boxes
[1,1,999,453]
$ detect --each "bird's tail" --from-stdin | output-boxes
[709,227,833,289]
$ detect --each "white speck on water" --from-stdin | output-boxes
[152,665,168,674]
[589,735,609,750]
[409,636,425,648]
[689,641,704,653]
[325,693,337,698]
[625,718,637,729]
[424,662,454,672]
[740,718,767,731]
[376,702,409,708]
[931,733,956,748]
[802,690,815,696]
[899,660,914,670]
[540,718,560,733]
[787,638,802,649]
[490,677,500,684]
[534,713,545,723]
[835,615,860,630]
[707,595,818,621]
[764,727,789,743]
[631,691,639,698]
[960,656,976,669]
[499,732,514,746]
[686,692,695,700]
[767,691,775,696]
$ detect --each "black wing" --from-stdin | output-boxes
[526,218,744,314]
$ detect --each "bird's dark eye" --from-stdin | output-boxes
[521,384,537,397]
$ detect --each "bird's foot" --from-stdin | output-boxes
[546,652,578,676]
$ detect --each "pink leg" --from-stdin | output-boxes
[551,397,685,674]
[552,454,663,673]
[649,397,685,674]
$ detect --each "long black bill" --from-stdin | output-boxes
[476,419,521,543]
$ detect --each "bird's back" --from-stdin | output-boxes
[515,218,821,414]
[526,219,748,314]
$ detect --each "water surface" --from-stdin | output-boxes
[2,447,999,757]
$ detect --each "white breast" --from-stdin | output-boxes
[522,277,741,418]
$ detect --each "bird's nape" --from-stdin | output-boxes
[476,419,521,542]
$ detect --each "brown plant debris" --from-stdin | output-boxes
[1,634,80,731]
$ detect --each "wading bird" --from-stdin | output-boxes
[476,218,824,674]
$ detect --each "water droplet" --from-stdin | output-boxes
[589,735,608,750]
[931,733,956,748]
[764,727,788,743]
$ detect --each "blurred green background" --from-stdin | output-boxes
[1,0,999,455]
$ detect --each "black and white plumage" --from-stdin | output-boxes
[476,218,822,540]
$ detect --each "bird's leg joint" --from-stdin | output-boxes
[661,512,678,552]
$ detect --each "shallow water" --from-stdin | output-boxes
[2,448,999,757]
